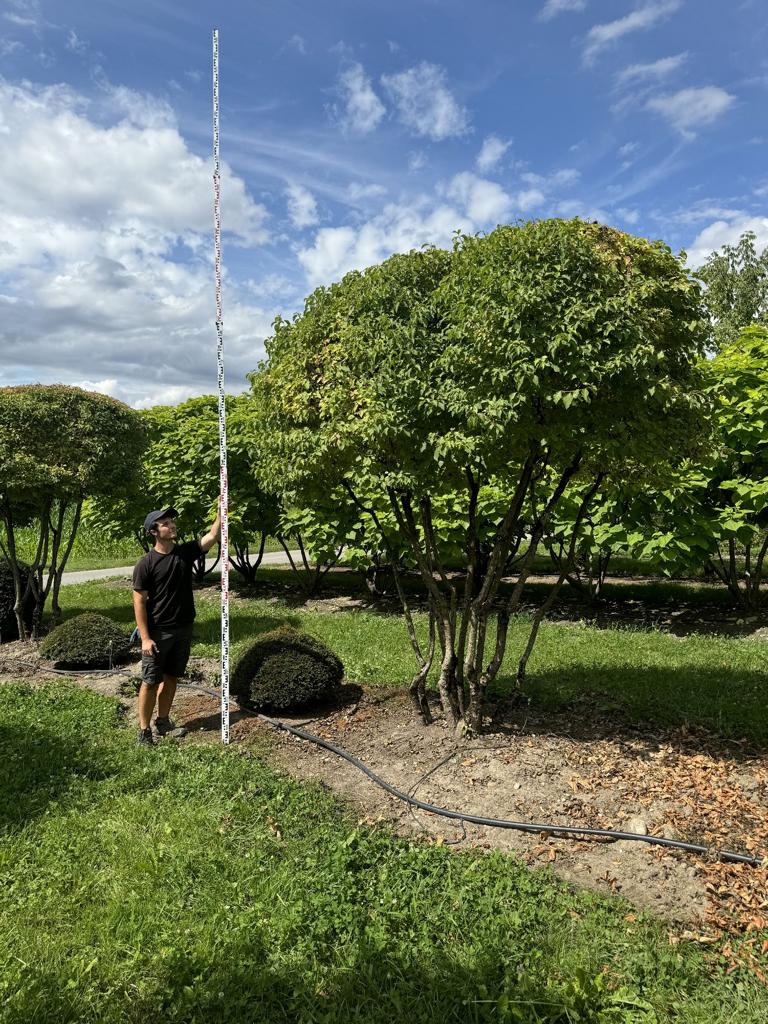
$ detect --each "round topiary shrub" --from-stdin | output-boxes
[0,558,34,643]
[39,613,131,668]
[231,626,344,711]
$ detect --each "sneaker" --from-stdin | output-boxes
[155,716,188,738]
[137,727,155,747]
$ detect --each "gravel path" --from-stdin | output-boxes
[59,549,299,585]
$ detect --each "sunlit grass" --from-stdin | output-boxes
[2,683,766,1023]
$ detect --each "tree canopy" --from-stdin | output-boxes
[91,394,280,582]
[633,325,768,608]
[252,219,709,731]
[696,230,768,351]
[0,385,146,636]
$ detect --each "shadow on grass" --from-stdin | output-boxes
[232,570,747,637]
[9,936,616,1024]
[0,724,119,831]
[489,664,768,754]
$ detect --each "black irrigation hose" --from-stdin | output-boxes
[175,683,765,869]
[3,661,763,869]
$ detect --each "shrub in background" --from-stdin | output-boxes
[231,626,344,711]
[39,613,131,668]
[0,559,34,642]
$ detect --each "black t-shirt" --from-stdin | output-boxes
[132,540,202,630]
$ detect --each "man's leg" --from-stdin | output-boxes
[138,681,160,729]
[154,626,192,737]
[138,630,162,743]
[156,675,178,719]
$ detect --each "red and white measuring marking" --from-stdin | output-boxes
[212,28,230,745]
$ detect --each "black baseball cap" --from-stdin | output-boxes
[143,506,178,534]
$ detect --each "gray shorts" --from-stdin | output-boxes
[141,624,194,685]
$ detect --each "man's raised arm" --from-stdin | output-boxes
[199,498,222,554]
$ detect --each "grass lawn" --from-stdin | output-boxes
[58,579,768,745]
[2,682,767,1023]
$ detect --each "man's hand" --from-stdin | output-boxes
[200,495,223,553]
[142,637,159,657]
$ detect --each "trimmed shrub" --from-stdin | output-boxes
[0,559,34,643]
[231,626,344,711]
[39,613,131,668]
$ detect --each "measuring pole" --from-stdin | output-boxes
[212,28,230,744]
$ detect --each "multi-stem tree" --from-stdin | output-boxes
[0,385,146,638]
[253,219,708,733]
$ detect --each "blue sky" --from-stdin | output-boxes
[1,0,766,407]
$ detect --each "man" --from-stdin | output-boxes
[132,502,221,746]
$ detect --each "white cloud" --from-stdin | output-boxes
[540,0,587,21]
[0,81,266,244]
[297,201,476,288]
[347,182,388,201]
[382,63,470,141]
[686,216,768,268]
[105,84,177,130]
[517,167,579,201]
[550,168,580,186]
[476,134,511,172]
[615,52,687,86]
[617,207,640,224]
[520,171,544,186]
[408,150,428,171]
[285,183,319,228]
[556,199,612,222]
[0,38,23,56]
[583,2,682,65]
[133,385,206,410]
[4,14,36,28]
[66,29,88,54]
[297,168,556,288]
[646,86,736,137]
[296,187,489,288]
[334,63,386,134]
[71,377,120,397]
[286,34,306,55]
[445,172,513,223]
[619,141,640,158]
[244,274,298,300]
[672,203,747,225]
[4,0,47,30]
[0,79,273,406]
[516,188,546,210]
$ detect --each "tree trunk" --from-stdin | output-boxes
[2,507,27,642]
[229,533,267,586]
[50,500,82,628]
